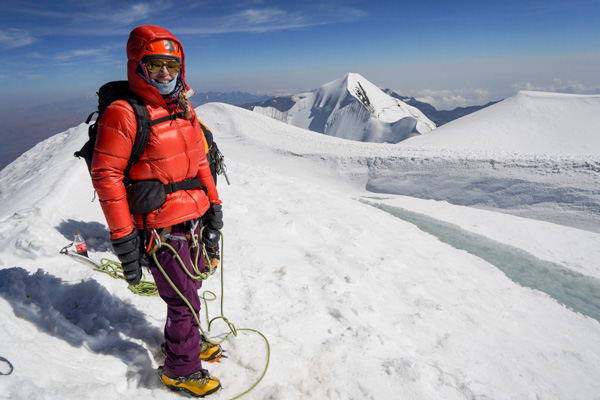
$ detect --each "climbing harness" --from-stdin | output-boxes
[0,356,13,375]
[61,227,270,398]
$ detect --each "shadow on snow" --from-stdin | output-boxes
[0,267,164,389]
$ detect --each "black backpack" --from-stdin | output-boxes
[74,80,186,179]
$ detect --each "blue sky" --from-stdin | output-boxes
[1,0,599,111]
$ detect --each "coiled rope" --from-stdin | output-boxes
[95,258,159,296]
[59,244,158,296]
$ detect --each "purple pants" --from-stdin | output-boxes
[148,220,206,378]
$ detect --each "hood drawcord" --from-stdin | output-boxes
[178,90,193,120]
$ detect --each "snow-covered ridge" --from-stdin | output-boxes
[201,101,600,233]
[252,72,436,143]
[403,90,600,156]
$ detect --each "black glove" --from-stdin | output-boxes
[202,227,220,274]
[111,230,143,286]
[203,203,223,230]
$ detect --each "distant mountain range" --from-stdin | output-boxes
[0,91,272,171]
[383,91,500,126]
[242,73,437,143]
[239,77,498,129]
[240,95,497,127]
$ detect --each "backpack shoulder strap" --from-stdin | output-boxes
[124,96,150,178]
[123,95,188,180]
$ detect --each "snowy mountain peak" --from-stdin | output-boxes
[252,73,437,143]
[317,72,378,113]
[345,72,384,110]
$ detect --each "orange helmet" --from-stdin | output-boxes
[141,39,182,62]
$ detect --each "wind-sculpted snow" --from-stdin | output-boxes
[207,102,600,233]
[363,154,600,232]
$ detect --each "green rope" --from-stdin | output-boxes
[149,228,270,399]
[94,258,159,297]
[66,228,270,398]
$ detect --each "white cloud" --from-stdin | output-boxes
[401,88,492,110]
[104,3,155,25]
[0,28,36,50]
[178,5,366,34]
[512,79,600,95]
[54,48,104,61]
[232,8,288,25]
[411,78,600,110]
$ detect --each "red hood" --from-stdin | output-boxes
[126,25,189,106]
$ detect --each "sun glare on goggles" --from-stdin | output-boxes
[145,59,181,73]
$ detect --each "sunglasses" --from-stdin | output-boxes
[145,59,181,73]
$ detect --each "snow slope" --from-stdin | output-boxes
[0,96,599,400]
[220,94,600,233]
[252,73,436,143]
[402,90,600,157]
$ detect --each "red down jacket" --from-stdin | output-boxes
[91,25,219,240]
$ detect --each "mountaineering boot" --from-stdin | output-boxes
[200,339,224,363]
[159,366,222,397]
[160,339,225,362]
[204,251,220,274]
